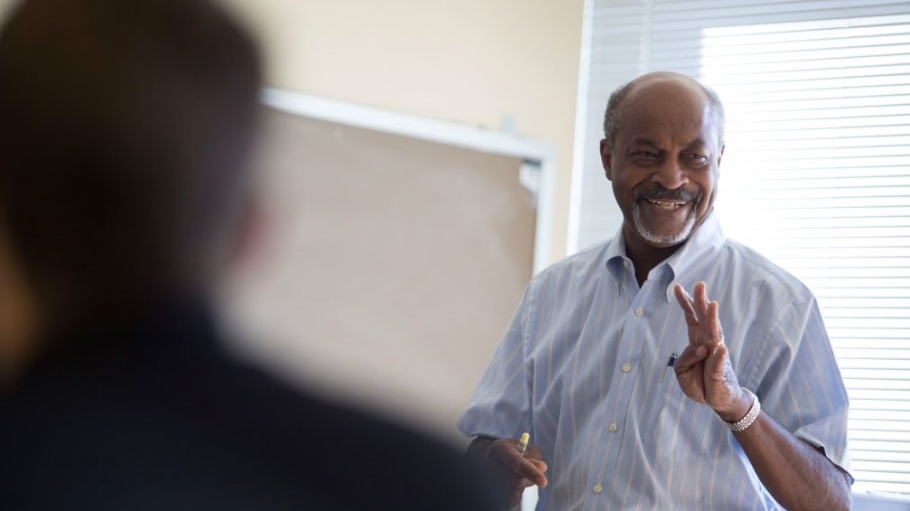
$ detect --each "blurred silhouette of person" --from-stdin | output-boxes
[0,0,502,509]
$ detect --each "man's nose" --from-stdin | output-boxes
[653,158,688,190]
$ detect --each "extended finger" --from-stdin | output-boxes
[707,300,723,345]
[694,281,709,317]
[673,284,699,327]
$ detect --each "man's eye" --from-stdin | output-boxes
[631,151,659,161]
[682,153,709,166]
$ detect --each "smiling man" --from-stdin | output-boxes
[602,73,722,286]
[459,72,853,510]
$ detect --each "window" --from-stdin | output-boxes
[571,0,910,495]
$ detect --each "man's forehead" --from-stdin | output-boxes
[624,77,710,112]
[617,80,717,146]
[617,104,715,139]
[628,136,710,148]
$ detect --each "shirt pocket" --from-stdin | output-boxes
[640,383,725,464]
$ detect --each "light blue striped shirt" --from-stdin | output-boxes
[458,212,851,510]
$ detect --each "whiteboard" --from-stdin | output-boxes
[223,106,536,440]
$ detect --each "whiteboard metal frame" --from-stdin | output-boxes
[261,88,558,274]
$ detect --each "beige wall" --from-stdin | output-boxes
[221,0,584,262]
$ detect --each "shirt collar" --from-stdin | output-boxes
[604,209,726,301]
[664,209,725,275]
[604,224,630,280]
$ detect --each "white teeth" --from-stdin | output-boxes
[647,199,686,210]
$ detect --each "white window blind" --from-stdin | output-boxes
[573,0,910,495]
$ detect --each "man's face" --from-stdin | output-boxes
[601,79,723,252]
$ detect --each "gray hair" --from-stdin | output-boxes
[602,76,726,150]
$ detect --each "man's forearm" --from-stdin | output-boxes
[734,412,852,511]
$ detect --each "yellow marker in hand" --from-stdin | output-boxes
[517,432,530,456]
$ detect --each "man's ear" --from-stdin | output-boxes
[600,139,614,181]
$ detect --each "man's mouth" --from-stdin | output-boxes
[644,198,688,210]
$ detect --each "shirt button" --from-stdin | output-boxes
[622,363,632,373]
[593,483,603,493]
[608,422,618,432]
[635,307,644,317]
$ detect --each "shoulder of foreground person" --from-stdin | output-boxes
[213,348,509,511]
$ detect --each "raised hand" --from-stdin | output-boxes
[672,282,750,422]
